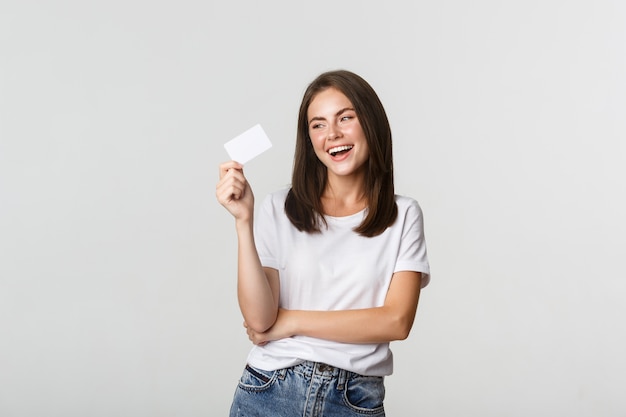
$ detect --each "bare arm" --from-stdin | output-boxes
[246,271,422,345]
[216,161,279,332]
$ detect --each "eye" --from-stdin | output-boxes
[340,114,355,122]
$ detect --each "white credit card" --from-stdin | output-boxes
[223,124,272,164]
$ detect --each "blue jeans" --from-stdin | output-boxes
[230,361,386,416]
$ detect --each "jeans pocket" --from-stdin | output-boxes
[238,364,277,392]
[343,375,386,413]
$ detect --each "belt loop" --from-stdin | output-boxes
[337,368,347,391]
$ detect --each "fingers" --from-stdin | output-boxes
[216,165,248,204]
[243,321,269,346]
[219,161,244,180]
[216,162,246,195]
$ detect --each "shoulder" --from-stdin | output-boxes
[262,187,290,207]
[392,195,425,230]
[394,194,423,216]
[258,187,290,216]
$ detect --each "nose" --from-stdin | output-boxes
[328,123,341,140]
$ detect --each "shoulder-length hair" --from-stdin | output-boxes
[284,69,397,237]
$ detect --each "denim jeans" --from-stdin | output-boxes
[229,361,386,416]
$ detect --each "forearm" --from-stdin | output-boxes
[285,306,416,344]
[245,272,421,346]
[235,219,278,332]
[286,271,421,344]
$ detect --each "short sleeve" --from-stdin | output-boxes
[254,193,280,270]
[394,199,431,288]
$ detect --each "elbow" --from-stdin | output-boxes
[244,313,277,334]
[392,324,412,341]
[395,326,412,341]
[389,314,415,341]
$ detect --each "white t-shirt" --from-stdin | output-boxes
[247,188,430,376]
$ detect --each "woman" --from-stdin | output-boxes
[216,69,430,416]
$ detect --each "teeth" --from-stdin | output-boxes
[328,145,353,156]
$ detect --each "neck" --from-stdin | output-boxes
[321,174,367,217]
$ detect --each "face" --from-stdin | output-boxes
[307,88,369,180]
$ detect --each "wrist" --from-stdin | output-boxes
[283,309,298,338]
[235,216,253,232]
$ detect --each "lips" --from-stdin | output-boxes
[327,145,354,157]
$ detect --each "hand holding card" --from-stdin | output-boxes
[223,124,272,165]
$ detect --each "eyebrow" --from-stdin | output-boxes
[308,107,355,124]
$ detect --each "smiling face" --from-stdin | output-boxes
[307,87,370,181]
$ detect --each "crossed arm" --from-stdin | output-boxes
[216,161,422,347]
[246,268,422,346]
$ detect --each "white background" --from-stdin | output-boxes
[1,1,625,416]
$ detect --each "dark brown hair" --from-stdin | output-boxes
[285,69,397,237]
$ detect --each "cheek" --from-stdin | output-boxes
[309,135,325,151]
[351,124,366,139]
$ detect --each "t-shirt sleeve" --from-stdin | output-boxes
[254,193,280,270]
[394,199,431,288]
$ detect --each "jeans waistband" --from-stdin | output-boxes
[288,361,349,388]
